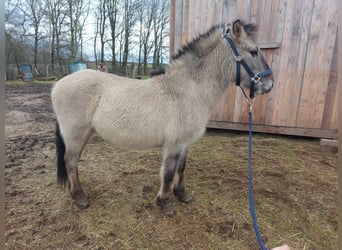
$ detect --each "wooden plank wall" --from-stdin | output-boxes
[170,0,338,139]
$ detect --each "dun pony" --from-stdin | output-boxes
[51,20,274,216]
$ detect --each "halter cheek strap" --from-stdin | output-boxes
[224,34,272,99]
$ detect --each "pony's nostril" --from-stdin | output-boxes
[267,80,274,89]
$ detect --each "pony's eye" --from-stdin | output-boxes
[250,49,258,57]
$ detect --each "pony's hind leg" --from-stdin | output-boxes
[173,147,193,203]
[156,147,182,217]
[65,147,88,209]
[63,126,93,209]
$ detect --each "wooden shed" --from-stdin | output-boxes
[170,0,338,139]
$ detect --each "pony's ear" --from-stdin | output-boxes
[232,20,243,38]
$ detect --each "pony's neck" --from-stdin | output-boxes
[194,41,235,108]
[168,38,235,112]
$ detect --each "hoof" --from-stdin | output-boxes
[163,206,175,217]
[72,190,89,209]
[174,190,194,203]
[156,197,175,217]
[75,199,89,209]
[180,193,194,203]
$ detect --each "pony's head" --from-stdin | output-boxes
[225,20,274,97]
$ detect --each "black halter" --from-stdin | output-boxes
[224,34,272,99]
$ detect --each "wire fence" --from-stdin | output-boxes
[5,63,165,81]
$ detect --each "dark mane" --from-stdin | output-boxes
[172,25,223,60]
[240,21,257,37]
[171,21,257,61]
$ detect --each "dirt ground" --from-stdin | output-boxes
[5,83,337,250]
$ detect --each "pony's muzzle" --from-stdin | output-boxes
[255,79,274,95]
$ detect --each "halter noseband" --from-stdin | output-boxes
[224,34,272,100]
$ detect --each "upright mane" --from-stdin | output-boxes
[172,25,224,60]
[171,21,257,62]
[235,20,257,37]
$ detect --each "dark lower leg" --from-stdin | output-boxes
[157,152,180,216]
[173,149,193,203]
[69,172,88,206]
[65,153,89,209]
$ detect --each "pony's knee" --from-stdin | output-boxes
[160,153,180,185]
[163,163,177,183]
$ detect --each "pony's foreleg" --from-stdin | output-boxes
[156,148,181,217]
[173,147,193,203]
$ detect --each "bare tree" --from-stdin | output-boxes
[5,32,29,65]
[17,0,46,67]
[5,0,26,64]
[5,0,19,22]
[152,0,169,68]
[5,0,170,75]
[93,13,99,64]
[66,0,90,62]
[107,0,119,67]
[95,0,107,63]
[121,0,138,68]
[137,0,155,75]
[31,0,46,67]
[46,0,67,68]
[136,4,144,74]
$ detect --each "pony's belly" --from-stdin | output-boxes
[94,127,164,150]
[93,122,206,151]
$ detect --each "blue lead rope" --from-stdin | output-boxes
[224,33,272,249]
[248,109,268,250]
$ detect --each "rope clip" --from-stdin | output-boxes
[234,55,243,62]
[248,98,255,112]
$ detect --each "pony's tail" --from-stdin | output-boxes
[56,122,68,187]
